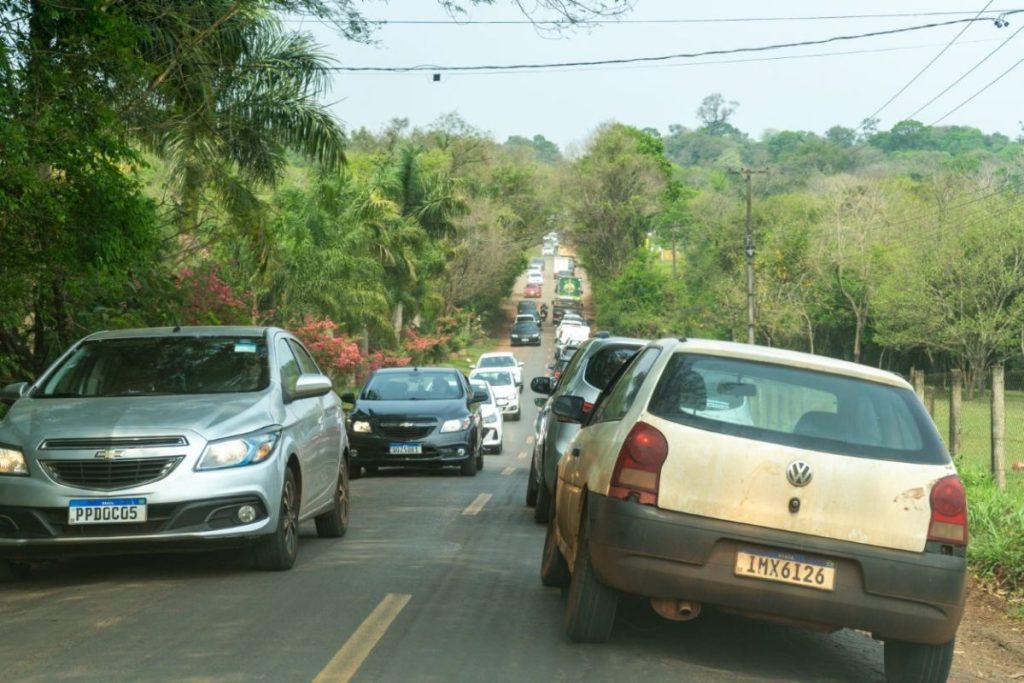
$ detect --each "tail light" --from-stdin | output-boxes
[928,475,968,546]
[609,422,669,506]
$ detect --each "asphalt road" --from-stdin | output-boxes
[0,266,891,683]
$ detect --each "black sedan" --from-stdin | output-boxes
[510,319,541,346]
[342,367,489,476]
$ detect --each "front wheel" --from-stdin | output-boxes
[534,481,550,523]
[540,500,569,588]
[883,638,955,682]
[460,457,477,477]
[253,468,300,571]
[525,462,539,507]
[314,458,349,538]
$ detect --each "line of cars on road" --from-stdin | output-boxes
[526,331,969,682]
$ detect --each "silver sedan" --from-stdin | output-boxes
[0,326,349,574]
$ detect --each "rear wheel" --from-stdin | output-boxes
[884,638,955,682]
[314,458,349,538]
[253,468,300,571]
[540,500,569,588]
[525,462,539,507]
[534,481,550,523]
[564,520,619,642]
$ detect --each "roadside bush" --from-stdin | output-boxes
[959,459,1024,596]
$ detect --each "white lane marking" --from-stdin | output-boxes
[526,436,535,445]
[501,466,517,475]
[517,452,528,460]
[312,593,411,683]
[462,493,493,516]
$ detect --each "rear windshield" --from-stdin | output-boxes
[37,336,269,397]
[647,353,949,465]
[479,356,514,368]
[472,370,513,387]
[362,371,464,400]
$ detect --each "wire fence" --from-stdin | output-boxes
[923,370,1024,489]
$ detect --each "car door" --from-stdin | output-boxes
[288,338,340,509]
[275,336,327,515]
[557,346,663,565]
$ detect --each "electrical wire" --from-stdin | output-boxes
[857,0,994,128]
[905,22,1024,120]
[265,14,1024,73]
[281,10,1024,26]
[929,52,1024,123]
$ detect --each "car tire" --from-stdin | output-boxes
[314,458,349,539]
[534,481,550,523]
[496,440,504,455]
[253,468,300,571]
[476,453,484,471]
[460,457,477,477]
[883,638,955,682]
[540,499,570,588]
[0,561,32,581]
[350,464,364,480]
[526,462,539,507]
[564,519,619,643]
[364,465,378,475]
[512,409,521,422]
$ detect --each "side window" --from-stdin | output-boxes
[590,347,661,424]
[554,340,591,394]
[276,338,301,395]
[287,339,321,375]
[584,345,640,391]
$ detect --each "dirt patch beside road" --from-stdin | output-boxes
[951,580,1024,680]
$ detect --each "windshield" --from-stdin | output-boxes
[36,336,269,397]
[362,371,464,400]
[648,353,948,464]
[472,370,513,387]
[479,356,514,368]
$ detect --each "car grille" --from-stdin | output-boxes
[41,457,183,490]
[39,436,188,450]
[377,419,436,439]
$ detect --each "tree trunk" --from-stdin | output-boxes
[391,301,404,341]
[949,369,962,459]
[991,363,1006,490]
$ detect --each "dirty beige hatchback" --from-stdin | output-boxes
[543,338,967,683]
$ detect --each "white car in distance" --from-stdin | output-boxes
[469,368,520,421]
[474,352,524,388]
[527,270,544,286]
[469,378,504,453]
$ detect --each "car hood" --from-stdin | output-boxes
[0,393,280,447]
[351,399,468,420]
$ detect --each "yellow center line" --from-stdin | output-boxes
[516,452,528,460]
[501,466,517,475]
[526,436,535,445]
[462,493,492,516]
[312,593,411,683]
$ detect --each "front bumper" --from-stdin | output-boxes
[584,493,967,645]
[510,335,541,346]
[349,431,475,467]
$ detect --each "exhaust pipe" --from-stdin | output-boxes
[651,598,702,622]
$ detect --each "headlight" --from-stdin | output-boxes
[0,446,28,476]
[484,414,499,425]
[440,417,471,433]
[197,429,280,471]
[351,420,372,433]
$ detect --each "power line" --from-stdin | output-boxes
[904,22,1024,120]
[930,52,1024,123]
[330,37,1008,77]
[858,0,995,128]
[281,10,1024,26]
[269,14,1024,73]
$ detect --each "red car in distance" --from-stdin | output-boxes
[524,283,542,298]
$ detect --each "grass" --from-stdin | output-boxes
[447,339,499,374]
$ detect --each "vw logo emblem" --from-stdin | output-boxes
[786,461,813,487]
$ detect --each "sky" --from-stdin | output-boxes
[285,1,1024,150]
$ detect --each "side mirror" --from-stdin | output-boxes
[1,381,29,403]
[552,395,586,423]
[340,392,357,406]
[469,364,476,370]
[471,387,490,404]
[530,376,552,395]
[518,361,524,367]
[290,374,333,401]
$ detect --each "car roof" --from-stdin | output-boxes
[372,366,460,375]
[664,338,911,389]
[479,351,515,358]
[86,326,272,340]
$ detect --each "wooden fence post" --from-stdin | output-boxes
[949,369,962,459]
[911,368,925,401]
[991,363,1006,490]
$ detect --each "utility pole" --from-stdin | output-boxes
[731,168,766,344]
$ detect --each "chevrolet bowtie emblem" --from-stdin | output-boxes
[95,449,127,460]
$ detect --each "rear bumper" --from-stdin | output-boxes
[585,493,967,644]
